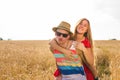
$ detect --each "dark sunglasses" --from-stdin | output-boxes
[55,31,69,38]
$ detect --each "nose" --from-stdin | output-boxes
[59,34,63,38]
[80,24,84,28]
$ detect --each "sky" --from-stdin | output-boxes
[0,0,120,40]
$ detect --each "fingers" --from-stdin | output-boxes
[76,42,85,50]
[66,57,74,61]
[65,54,74,61]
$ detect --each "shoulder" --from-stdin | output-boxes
[67,40,74,49]
[81,38,91,48]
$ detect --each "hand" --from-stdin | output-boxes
[75,42,85,51]
[55,75,62,80]
[49,38,56,46]
[64,50,74,61]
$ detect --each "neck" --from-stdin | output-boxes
[76,34,85,42]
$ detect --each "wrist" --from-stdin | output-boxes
[94,77,99,80]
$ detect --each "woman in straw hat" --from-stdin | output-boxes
[49,18,98,80]
[50,21,87,80]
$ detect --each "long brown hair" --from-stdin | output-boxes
[73,18,94,52]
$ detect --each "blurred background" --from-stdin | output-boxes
[0,0,120,40]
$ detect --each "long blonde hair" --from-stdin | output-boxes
[73,18,94,52]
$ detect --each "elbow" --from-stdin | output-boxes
[88,63,94,67]
[87,59,94,67]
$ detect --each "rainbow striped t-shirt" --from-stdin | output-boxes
[53,41,86,76]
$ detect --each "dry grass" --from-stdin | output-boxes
[94,40,120,80]
[0,40,56,80]
[0,40,120,80]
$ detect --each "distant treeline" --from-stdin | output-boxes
[109,38,117,40]
[0,37,11,40]
[0,37,3,40]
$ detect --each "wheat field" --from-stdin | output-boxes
[0,40,120,80]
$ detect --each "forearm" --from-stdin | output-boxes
[82,48,98,78]
[83,48,94,66]
[76,42,94,65]
[49,38,70,54]
[87,64,98,78]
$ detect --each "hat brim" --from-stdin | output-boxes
[52,27,73,34]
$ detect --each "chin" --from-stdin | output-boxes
[59,41,64,44]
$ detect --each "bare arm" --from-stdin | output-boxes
[83,48,98,78]
[83,48,94,65]
[76,42,98,78]
[76,42,94,65]
[49,38,74,60]
[49,38,69,52]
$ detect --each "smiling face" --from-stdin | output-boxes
[73,18,93,50]
[77,20,89,34]
[55,29,70,45]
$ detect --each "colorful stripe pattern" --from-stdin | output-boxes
[53,42,86,76]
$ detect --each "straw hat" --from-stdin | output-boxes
[52,21,73,34]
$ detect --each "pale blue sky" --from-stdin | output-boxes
[0,0,120,40]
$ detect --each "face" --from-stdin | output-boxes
[77,20,89,34]
[55,29,70,44]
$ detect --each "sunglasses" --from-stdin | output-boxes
[55,31,69,38]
